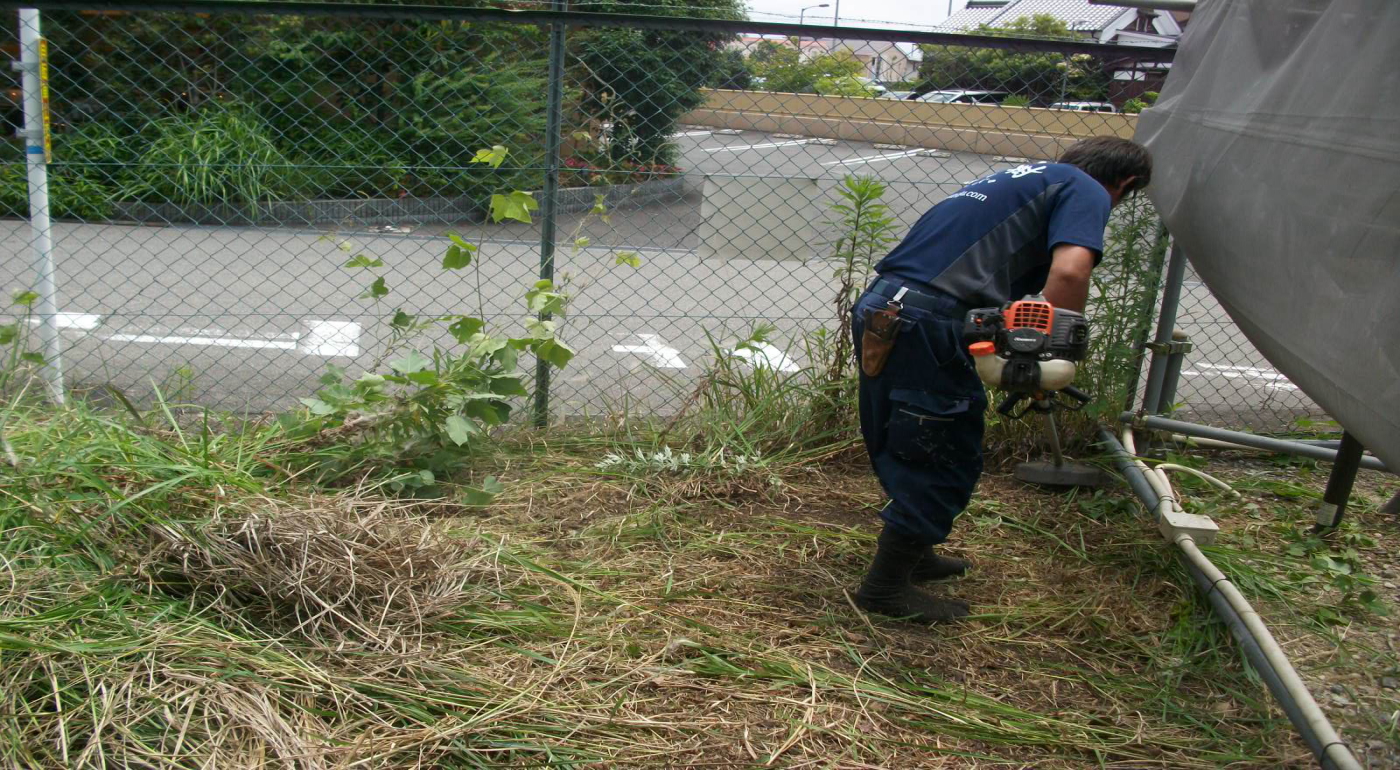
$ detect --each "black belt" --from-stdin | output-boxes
[868,277,969,319]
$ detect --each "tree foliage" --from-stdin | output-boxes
[748,41,869,95]
[709,48,753,90]
[916,15,1110,104]
[575,0,746,166]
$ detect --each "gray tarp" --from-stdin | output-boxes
[1136,0,1399,472]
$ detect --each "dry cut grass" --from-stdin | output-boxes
[1,406,1395,768]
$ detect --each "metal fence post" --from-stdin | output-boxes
[533,0,566,428]
[15,7,64,405]
[1158,329,1191,411]
[1122,219,1170,412]
[1141,242,1188,415]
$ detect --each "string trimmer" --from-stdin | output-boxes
[964,295,1105,487]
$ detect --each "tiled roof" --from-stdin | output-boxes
[937,4,1008,32]
[939,0,1129,33]
[984,0,1126,31]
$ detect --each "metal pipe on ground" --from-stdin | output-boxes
[1171,435,1375,457]
[1121,413,1389,473]
[1097,428,1159,508]
[1178,556,1354,770]
[1176,537,1362,770]
[1100,426,1363,770]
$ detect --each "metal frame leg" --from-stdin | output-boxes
[1315,432,1365,529]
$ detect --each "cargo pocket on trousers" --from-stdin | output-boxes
[885,388,974,466]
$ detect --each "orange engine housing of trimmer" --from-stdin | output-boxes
[964,295,1089,361]
[1004,298,1056,337]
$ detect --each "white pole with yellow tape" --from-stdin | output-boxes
[14,8,64,404]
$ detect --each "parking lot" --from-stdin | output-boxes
[0,127,1322,425]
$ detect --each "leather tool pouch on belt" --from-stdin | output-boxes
[860,299,903,377]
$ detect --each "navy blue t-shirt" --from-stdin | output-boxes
[875,163,1111,308]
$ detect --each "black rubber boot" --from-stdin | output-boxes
[910,549,971,582]
[855,528,971,624]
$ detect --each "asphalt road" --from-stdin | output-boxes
[0,128,1322,426]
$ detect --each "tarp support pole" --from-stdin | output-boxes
[1314,432,1364,529]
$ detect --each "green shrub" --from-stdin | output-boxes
[0,162,116,221]
[297,127,409,200]
[398,59,548,199]
[121,102,302,207]
[1002,94,1032,107]
[1122,91,1159,115]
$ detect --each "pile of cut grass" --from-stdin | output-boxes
[1,401,1392,767]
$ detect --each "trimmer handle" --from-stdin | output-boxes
[997,393,1025,416]
[1060,385,1093,404]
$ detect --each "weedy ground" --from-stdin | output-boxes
[0,401,1396,769]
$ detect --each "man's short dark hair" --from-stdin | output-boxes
[1059,136,1152,193]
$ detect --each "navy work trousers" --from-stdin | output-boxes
[851,283,988,546]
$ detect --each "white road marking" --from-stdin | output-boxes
[1182,363,1298,391]
[729,343,800,373]
[27,312,102,331]
[106,331,298,351]
[821,149,923,167]
[672,130,713,137]
[298,321,362,357]
[612,333,687,369]
[100,319,361,357]
[704,139,811,153]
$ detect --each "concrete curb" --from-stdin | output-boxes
[110,177,686,227]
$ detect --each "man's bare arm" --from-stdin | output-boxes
[1041,244,1095,312]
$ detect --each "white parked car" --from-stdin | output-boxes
[916,90,1011,105]
[1049,101,1118,113]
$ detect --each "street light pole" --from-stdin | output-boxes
[1060,18,1090,103]
[799,3,829,45]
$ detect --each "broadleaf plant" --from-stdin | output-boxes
[286,146,577,502]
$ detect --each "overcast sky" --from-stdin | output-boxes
[745,0,970,30]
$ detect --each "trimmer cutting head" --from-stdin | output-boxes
[1014,459,1106,488]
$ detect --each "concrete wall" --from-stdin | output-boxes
[680,89,1139,159]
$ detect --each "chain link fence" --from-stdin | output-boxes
[1164,259,1329,430]
[0,1,1316,431]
